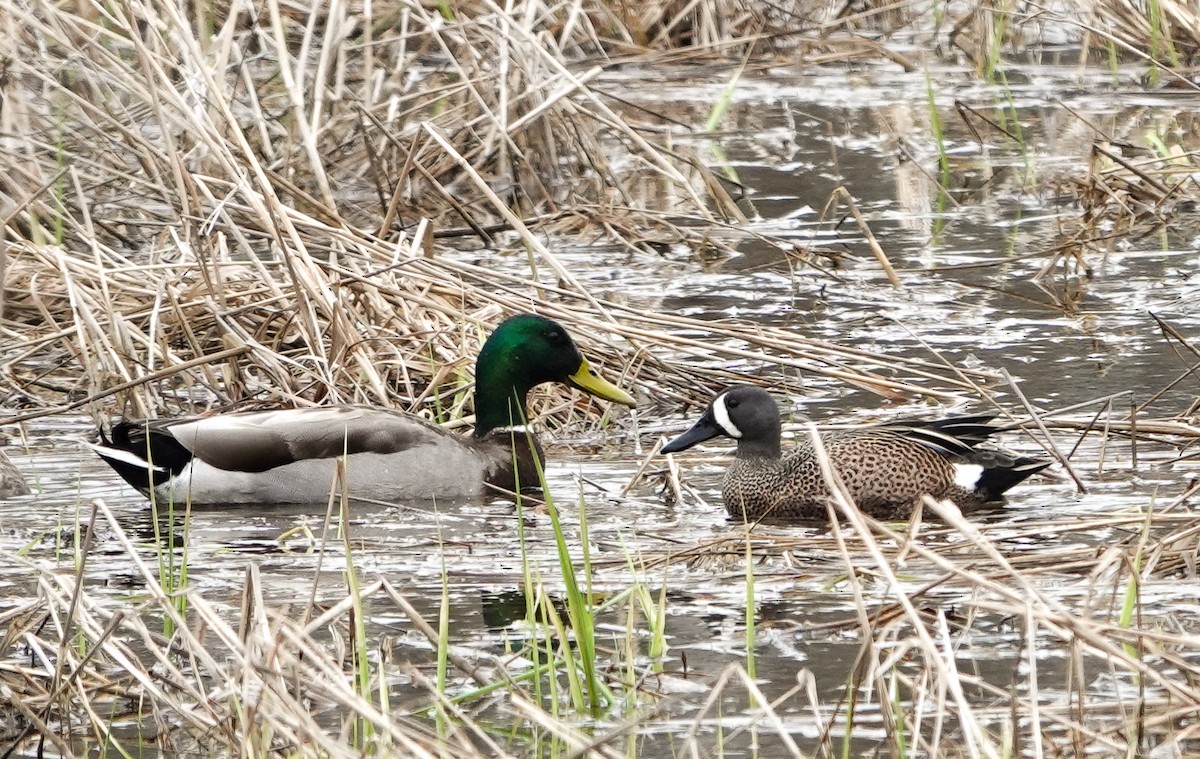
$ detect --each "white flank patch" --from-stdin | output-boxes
[87,443,166,473]
[168,461,194,491]
[711,394,742,438]
[953,463,984,490]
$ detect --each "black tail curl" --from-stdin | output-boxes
[95,421,193,493]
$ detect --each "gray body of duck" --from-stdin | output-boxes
[92,313,636,505]
[661,385,1050,522]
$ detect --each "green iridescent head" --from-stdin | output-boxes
[473,313,636,436]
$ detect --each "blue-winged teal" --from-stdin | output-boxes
[92,314,636,505]
[661,385,1050,522]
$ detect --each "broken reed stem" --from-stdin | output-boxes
[10,471,1200,757]
[2,346,253,426]
[418,122,608,316]
[999,367,1088,494]
[809,425,999,755]
[828,186,902,289]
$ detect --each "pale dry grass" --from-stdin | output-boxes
[0,0,993,429]
[626,426,1200,756]
[5,1,1200,756]
[8,488,1200,756]
[1076,0,1200,67]
[3,0,1199,427]
[0,501,522,757]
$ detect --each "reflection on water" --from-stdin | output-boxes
[6,61,1200,755]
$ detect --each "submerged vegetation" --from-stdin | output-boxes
[4,0,1200,756]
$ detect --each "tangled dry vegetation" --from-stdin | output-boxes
[7,494,1200,757]
[1,0,1199,424]
[0,0,1010,429]
[5,0,1200,757]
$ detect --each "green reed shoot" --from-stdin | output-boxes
[842,665,860,759]
[512,429,549,710]
[578,489,594,606]
[543,492,601,712]
[639,578,669,664]
[923,65,951,222]
[528,433,603,714]
[996,71,1031,179]
[1147,0,1180,82]
[1144,128,1173,160]
[540,593,565,717]
[982,1,1009,84]
[1118,508,1153,661]
[375,649,391,752]
[148,484,189,637]
[704,42,752,186]
[515,490,546,706]
[540,587,584,713]
[338,473,375,749]
[705,41,751,134]
[621,598,638,715]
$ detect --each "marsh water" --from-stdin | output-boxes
[6,58,1200,756]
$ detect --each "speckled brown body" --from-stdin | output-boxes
[723,432,984,522]
[0,448,30,499]
[662,386,1051,524]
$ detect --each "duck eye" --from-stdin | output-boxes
[545,329,565,343]
[726,398,739,408]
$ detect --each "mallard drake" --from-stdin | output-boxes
[661,385,1050,522]
[92,313,636,505]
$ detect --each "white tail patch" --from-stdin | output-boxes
[87,443,167,473]
[712,394,742,439]
[953,463,984,490]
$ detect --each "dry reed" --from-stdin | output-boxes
[9,487,1200,757]
[5,1,1200,757]
[0,0,1000,430]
